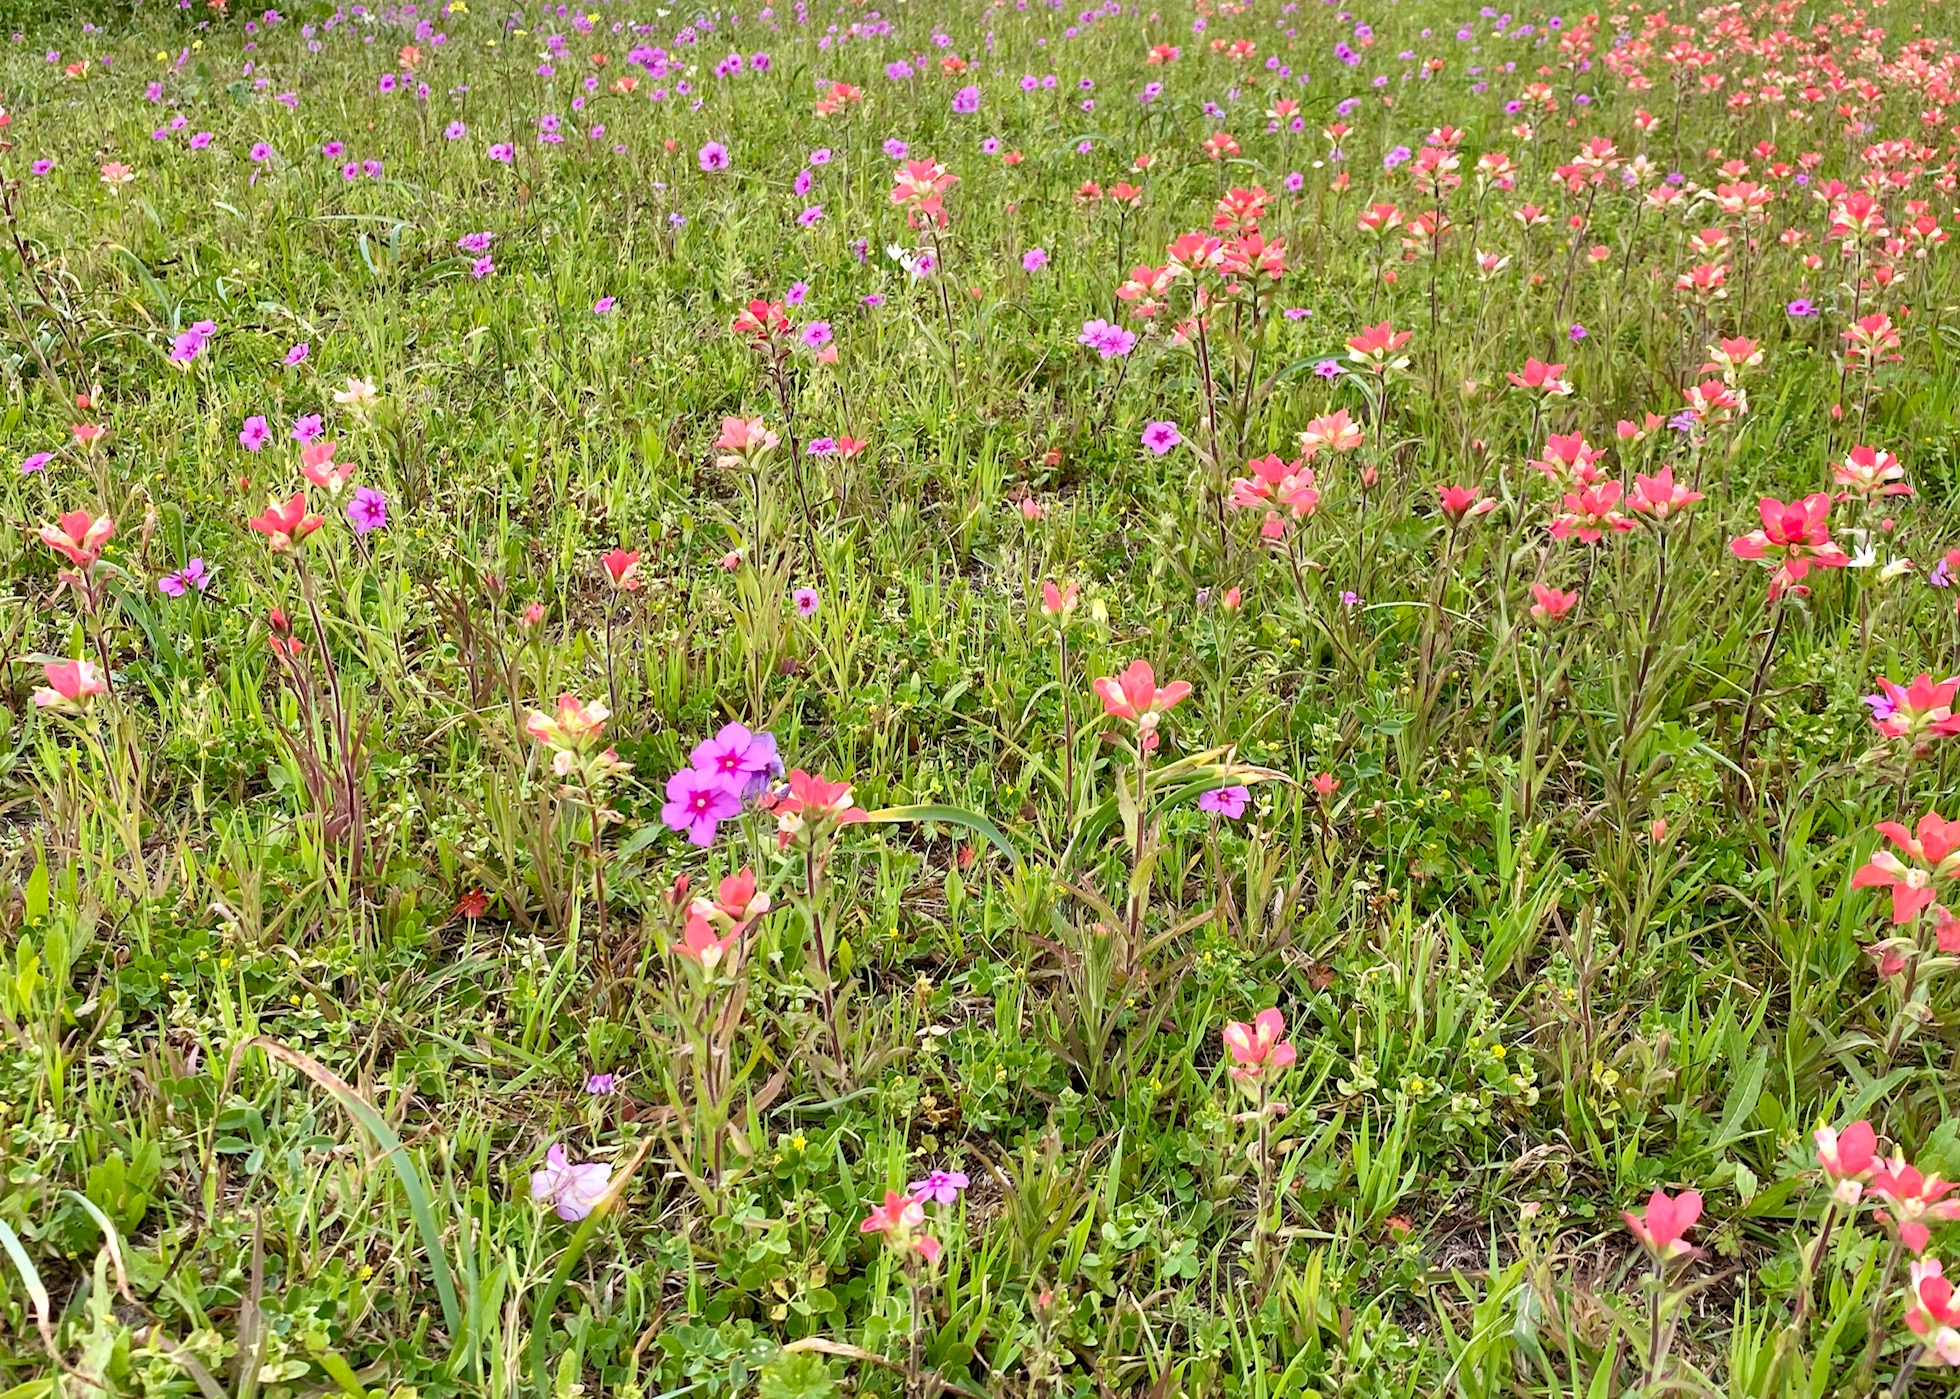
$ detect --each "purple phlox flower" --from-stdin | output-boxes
[347,486,387,534]
[794,586,821,617]
[883,137,908,159]
[239,415,272,451]
[292,413,325,443]
[1078,318,1136,359]
[1865,691,1900,721]
[1787,297,1818,317]
[787,280,809,305]
[584,1072,618,1095]
[1141,421,1182,454]
[594,296,617,314]
[471,256,495,279]
[801,321,833,348]
[1198,785,1250,818]
[158,558,212,596]
[285,341,310,365]
[698,140,730,170]
[530,1143,612,1221]
[908,1169,970,1204]
[662,765,743,844]
[20,451,54,474]
[1313,359,1342,379]
[489,142,515,162]
[808,436,838,457]
[457,231,492,252]
[1022,247,1049,272]
[689,722,783,798]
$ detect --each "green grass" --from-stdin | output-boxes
[3,0,1960,1394]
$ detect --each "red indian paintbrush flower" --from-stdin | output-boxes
[1816,1119,1878,1205]
[1221,1008,1296,1082]
[1623,1188,1703,1261]
[1729,494,1850,598]
[860,1189,942,1263]
[1852,813,1960,924]
[1871,1156,1960,1253]
[32,658,107,713]
[1092,660,1191,752]
[1867,674,1960,746]
[39,510,115,568]
[248,493,323,551]
[1437,485,1496,525]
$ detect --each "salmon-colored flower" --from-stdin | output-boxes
[32,659,107,714]
[1852,812,1960,924]
[1866,674,1960,745]
[1506,358,1574,396]
[1871,1157,1960,1253]
[601,548,642,590]
[1092,660,1191,751]
[1729,494,1850,597]
[39,510,115,568]
[766,769,867,847]
[1345,320,1412,374]
[1816,1119,1878,1205]
[299,440,355,496]
[1221,1007,1296,1081]
[1623,1188,1703,1261]
[1834,445,1912,499]
[1437,484,1496,524]
[860,1189,942,1263]
[1628,466,1704,521]
[1550,481,1634,543]
[247,493,323,551]
[1530,582,1578,622]
[1298,409,1364,457]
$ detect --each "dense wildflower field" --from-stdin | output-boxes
[7,0,1960,1393]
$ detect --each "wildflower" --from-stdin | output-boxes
[1345,320,1413,374]
[689,724,782,798]
[1530,582,1578,622]
[601,548,641,590]
[908,1170,970,1205]
[292,413,325,444]
[1628,467,1704,521]
[238,415,272,452]
[1222,1007,1297,1081]
[32,659,107,714]
[584,1073,616,1095]
[1199,785,1250,818]
[1022,247,1048,272]
[1622,1188,1703,1262]
[766,770,868,847]
[715,417,780,468]
[794,587,821,617]
[1312,772,1340,796]
[1852,813,1960,924]
[20,452,52,474]
[284,342,310,365]
[1729,495,1850,598]
[99,161,135,187]
[1093,660,1192,752]
[593,296,616,314]
[1299,410,1364,457]
[1141,421,1183,455]
[1815,1119,1878,1205]
[1506,358,1574,396]
[1866,675,1960,746]
[455,889,491,920]
[1834,445,1911,499]
[300,441,354,496]
[333,377,380,417]
[1040,580,1080,617]
[39,511,115,568]
[530,1144,612,1221]
[1550,482,1634,543]
[346,487,387,535]
[690,867,772,931]
[1871,1157,1960,1253]
[676,911,744,968]
[860,1190,941,1263]
[158,558,212,596]
[1906,1258,1960,1350]
[1437,485,1495,524]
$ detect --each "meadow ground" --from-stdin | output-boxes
[3,0,1960,1394]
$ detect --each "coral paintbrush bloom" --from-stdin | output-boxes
[38,510,115,568]
[1040,580,1080,617]
[601,548,642,590]
[860,1190,941,1263]
[1852,813,1960,924]
[1530,432,1606,486]
[1229,455,1318,530]
[71,422,106,450]
[1729,495,1850,597]
[1550,481,1634,543]
[1530,583,1578,622]
[1221,1007,1296,1081]
[1345,321,1412,375]
[1816,1119,1878,1205]
[675,911,742,969]
[1298,409,1363,457]
[1093,660,1191,750]
[526,693,611,751]
[1628,466,1704,521]
[1871,1157,1960,1253]
[1505,358,1574,396]
[1906,1258,1960,1339]
[1622,1189,1703,1261]
[32,659,107,713]
[1866,674,1960,745]
[691,867,771,931]
[530,1144,612,1222]
[299,440,355,496]
[1834,445,1911,498]
[731,299,792,342]
[715,417,779,467]
[1437,485,1496,524]
[767,769,868,846]
[248,493,323,551]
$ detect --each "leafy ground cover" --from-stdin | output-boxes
[4,0,1960,1394]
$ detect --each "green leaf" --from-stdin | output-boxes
[237,1038,464,1345]
[861,803,1023,870]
